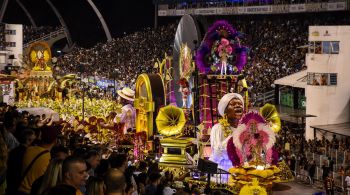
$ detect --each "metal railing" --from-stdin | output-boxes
[252,85,290,106]
[23,27,65,48]
[293,170,313,185]
[292,149,350,192]
[254,89,275,106]
[304,149,350,167]
[292,165,345,191]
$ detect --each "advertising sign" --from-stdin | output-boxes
[289,4,306,12]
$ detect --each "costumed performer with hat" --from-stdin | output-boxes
[209,93,244,172]
[116,87,136,134]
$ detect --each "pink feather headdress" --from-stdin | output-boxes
[217,38,233,55]
[229,112,276,165]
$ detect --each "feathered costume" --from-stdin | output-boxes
[196,20,248,75]
[227,112,278,167]
[195,20,249,131]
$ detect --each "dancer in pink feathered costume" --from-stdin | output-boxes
[217,38,233,75]
[227,112,277,166]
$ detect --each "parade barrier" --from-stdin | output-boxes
[293,148,349,192]
[159,1,348,16]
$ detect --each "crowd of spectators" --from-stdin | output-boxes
[0,102,199,195]
[56,24,177,88]
[52,12,350,99]
[1,101,349,194]
[9,11,350,194]
[23,25,61,44]
[237,17,307,96]
[0,24,5,50]
[276,125,350,191]
[232,12,350,97]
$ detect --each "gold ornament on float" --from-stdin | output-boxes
[239,178,268,195]
[156,105,186,137]
[134,73,165,139]
[259,103,281,133]
[28,42,52,71]
[156,105,193,168]
[179,43,194,80]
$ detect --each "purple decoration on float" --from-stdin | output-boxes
[227,137,241,167]
[271,147,279,165]
[206,20,237,43]
[169,80,177,104]
[234,46,248,73]
[195,20,248,75]
[196,44,211,73]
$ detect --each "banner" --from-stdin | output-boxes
[289,4,306,12]
[194,8,218,15]
[222,7,235,15]
[158,1,347,16]
[327,2,346,11]
[175,9,185,16]
[216,8,224,15]
[158,10,167,16]
[306,3,322,11]
[167,9,176,16]
[238,6,272,14]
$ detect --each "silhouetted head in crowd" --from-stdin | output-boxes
[72,147,87,158]
[17,128,36,146]
[62,156,89,189]
[85,149,101,170]
[44,184,77,195]
[22,111,29,118]
[95,159,111,178]
[148,172,162,186]
[51,145,69,160]
[104,168,125,195]
[109,153,128,172]
[138,160,148,172]
[4,112,16,132]
[38,159,64,195]
[39,125,61,148]
[86,176,105,195]
[147,161,160,176]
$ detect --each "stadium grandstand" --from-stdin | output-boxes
[0,0,349,195]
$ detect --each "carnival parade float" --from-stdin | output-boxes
[13,42,122,145]
[134,18,294,194]
[8,17,294,194]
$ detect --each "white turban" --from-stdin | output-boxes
[218,93,244,116]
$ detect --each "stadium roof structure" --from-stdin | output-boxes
[274,70,307,89]
[0,0,155,47]
[311,122,350,137]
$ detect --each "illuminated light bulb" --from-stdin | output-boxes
[256,165,265,170]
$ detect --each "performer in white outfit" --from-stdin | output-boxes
[209,93,244,172]
[116,87,136,134]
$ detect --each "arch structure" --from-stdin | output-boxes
[16,0,37,27]
[86,0,112,42]
[46,0,73,47]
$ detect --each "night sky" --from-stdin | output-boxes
[2,0,157,47]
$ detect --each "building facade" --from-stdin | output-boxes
[305,26,350,139]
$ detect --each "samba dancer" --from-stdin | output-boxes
[115,87,136,134]
[209,93,244,171]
